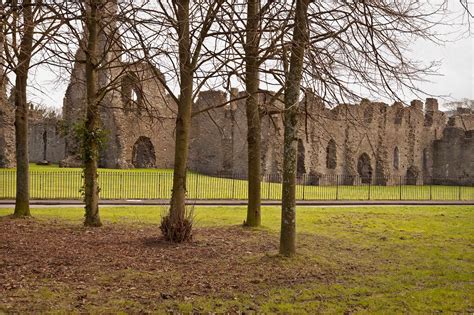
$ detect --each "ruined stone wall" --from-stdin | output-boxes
[44,0,473,183]
[292,97,447,185]
[61,58,176,169]
[447,108,474,130]
[433,127,473,185]
[101,63,176,169]
[188,90,230,174]
[61,48,87,165]
[185,89,471,186]
[60,0,176,169]
[188,90,286,177]
[3,76,471,189]
[28,119,65,163]
[2,1,472,187]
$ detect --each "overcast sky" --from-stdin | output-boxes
[26,1,474,112]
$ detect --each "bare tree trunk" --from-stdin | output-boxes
[244,0,261,227]
[167,0,193,239]
[13,0,34,217]
[83,0,101,227]
[280,0,310,257]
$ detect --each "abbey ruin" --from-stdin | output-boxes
[189,93,474,185]
[1,69,473,186]
[0,2,472,186]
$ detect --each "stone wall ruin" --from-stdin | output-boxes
[0,0,472,186]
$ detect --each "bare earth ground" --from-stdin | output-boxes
[0,206,473,313]
[0,219,368,313]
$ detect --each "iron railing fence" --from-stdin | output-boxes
[0,170,473,201]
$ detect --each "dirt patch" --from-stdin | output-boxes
[0,217,369,312]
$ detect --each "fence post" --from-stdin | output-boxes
[232,174,235,200]
[430,182,432,200]
[120,172,124,200]
[399,176,402,200]
[267,175,271,200]
[459,185,462,201]
[336,175,339,200]
[38,171,42,197]
[302,174,306,201]
[368,179,371,200]
[195,174,199,200]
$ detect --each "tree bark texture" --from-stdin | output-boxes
[169,0,193,225]
[13,0,34,217]
[244,0,262,227]
[83,0,102,227]
[280,0,310,257]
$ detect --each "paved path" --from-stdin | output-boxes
[0,199,472,208]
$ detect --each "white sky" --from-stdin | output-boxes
[25,1,474,112]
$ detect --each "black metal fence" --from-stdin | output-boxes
[0,170,473,201]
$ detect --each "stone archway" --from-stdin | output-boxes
[132,136,156,168]
[406,165,419,185]
[357,153,372,184]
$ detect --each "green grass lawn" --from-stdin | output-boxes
[0,164,473,200]
[0,205,473,313]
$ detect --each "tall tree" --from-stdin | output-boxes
[134,0,225,241]
[11,0,34,217]
[243,0,261,227]
[169,0,227,241]
[167,0,193,237]
[279,0,311,256]
[45,0,153,226]
[1,0,60,217]
[1,0,66,217]
[277,0,457,255]
[62,0,153,226]
[82,0,101,226]
[218,0,290,227]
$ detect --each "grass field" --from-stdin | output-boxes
[1,205,473,313]
[0,164,473,200]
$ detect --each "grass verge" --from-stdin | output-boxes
[0,164,473,200]
[0,205,473,313]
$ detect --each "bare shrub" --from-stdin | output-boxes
[160,207,194,243]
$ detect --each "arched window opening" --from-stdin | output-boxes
[357,153,372,184]
[326,139,337,169]
[393,147,400,170]
[121,72,143,113]
[132,136,156,168]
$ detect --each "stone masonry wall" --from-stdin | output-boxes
[61,58,177,169]
[28,119,65,163]
[188,91,464,185]
[60,0,176,169]
[433,127,473,185]
[1,0,472,185]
